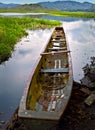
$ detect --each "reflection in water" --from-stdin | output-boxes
[0,18,95,124]
[63,19,95,82]
[0,29,52,122]
[0,13,47,17]
[42,15,89,22]
[0,13,90,22]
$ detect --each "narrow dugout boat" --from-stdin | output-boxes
[18,27,73,130]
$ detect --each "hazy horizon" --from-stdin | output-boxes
[0,0,95,4]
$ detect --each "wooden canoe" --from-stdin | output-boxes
[18,27,73,130]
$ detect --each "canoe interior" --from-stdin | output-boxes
[26,27,70,112]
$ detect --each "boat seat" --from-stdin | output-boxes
[41,68,69,73]
[53,45,60,47]
[51,39,66,42]
[48,47,67,51]
[41,50,70,55]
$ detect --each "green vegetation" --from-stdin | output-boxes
[0,4,48,13]
[0,7,95,18]
[49,10,95,18]
[0,4,95,63]
[0,17,27,62]
[0,17,61,63]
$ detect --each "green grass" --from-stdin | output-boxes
[0,17,27,62]
[49,10,95,18]
[0,17,61,63]
[0,8,95,18]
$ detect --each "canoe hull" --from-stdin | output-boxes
[18,26,73,130]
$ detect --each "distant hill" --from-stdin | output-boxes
[0,1,95,12]
[12,4,45,11]
[39,1,95,12]
[0,2,20,8]
[0,3,47,12]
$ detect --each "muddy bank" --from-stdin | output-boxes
[4,81,95,130]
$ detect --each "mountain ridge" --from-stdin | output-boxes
[0,2,20,8]
[38,1,95,11]
[0,1,95,12]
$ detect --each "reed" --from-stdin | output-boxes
[0,17,61,63]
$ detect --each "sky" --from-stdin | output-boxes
[0,0,95,4]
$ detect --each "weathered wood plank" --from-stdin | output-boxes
[84,94,95,106]
[51,39,66,42]
[41,68,69,73]
[48,47,67,51]
[41,50,70,55]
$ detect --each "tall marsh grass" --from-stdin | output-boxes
[0,17,61,63]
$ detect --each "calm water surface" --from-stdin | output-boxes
[0,29,52,123]
[63,19,95,82]
[0,16,95,125]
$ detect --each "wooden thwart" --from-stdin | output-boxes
[48,47,67,51]
[41,68,69,73]
[51,39,66,42]
[41,50,70,55]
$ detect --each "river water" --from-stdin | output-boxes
[0,14,95,125]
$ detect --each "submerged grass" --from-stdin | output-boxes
[0,17,61,63]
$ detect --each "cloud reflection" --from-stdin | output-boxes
[63,20,95,82]
[0,28,52,121]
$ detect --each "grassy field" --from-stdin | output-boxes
[0,8,95,18]
[0,17,61,63]
[49,10,95,18]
